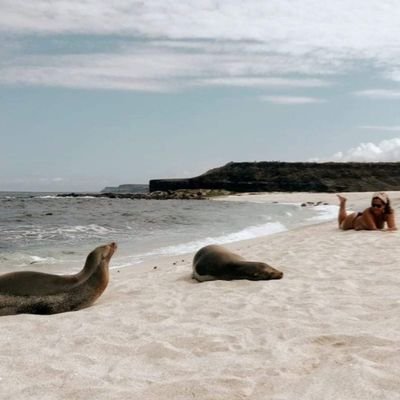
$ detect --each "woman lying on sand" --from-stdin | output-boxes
[337,192,397,231]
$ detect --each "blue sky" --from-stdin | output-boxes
[1,1,400,191]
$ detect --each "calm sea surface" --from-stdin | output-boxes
[0,192,337,272]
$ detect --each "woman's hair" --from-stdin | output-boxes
[372,192,393,214]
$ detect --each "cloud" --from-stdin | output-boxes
[197,77,331,88]
[0,45,335,92]
[1,1,400,50]
[259,95,325,105]
[325,137,400,162]
[389,69,400,83]
[1,1,400,91]
[354,90,400,99]
[359,125,400,132]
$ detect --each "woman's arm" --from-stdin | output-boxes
[386,212,397,230]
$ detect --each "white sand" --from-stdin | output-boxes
[1,192,400,399]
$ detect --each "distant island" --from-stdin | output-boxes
[101,184,149,193]
[149,161,400,193]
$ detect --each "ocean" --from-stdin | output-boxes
[0,192,337,273]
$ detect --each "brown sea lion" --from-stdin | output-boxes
[0,242,117,316]
[192,244,283,282]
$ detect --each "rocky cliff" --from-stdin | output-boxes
[149,161,400,193]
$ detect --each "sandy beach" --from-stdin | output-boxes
[1,192,400,399]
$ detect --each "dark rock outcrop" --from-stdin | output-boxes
[149,161,400,193]
[101,184,149,193]
[56,189,230,200]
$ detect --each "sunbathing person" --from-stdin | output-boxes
[337,192,397,231]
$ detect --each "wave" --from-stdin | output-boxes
[111,221,287,269]
[0,253,60,269]
[36,195,96,199]
[3,224,117,242]
[110,206,339,269]
[307,205,338,221]
[28,255,58,264]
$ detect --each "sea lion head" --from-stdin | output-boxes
[246,262,283,280]
[85,242,117,270]
[102,242,118,261]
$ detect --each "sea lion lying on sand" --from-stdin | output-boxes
[192,244,283,282]
[0,242,117,316]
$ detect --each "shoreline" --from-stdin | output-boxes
[213,189,400,207]
[0,193,337,274]
[1,191,400,399]
[116,189,400,278]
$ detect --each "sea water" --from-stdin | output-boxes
[0,192,337,272]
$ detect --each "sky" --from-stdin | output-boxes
[1,1,400,192]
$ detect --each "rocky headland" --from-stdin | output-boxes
[59,161,400,200]
[149,161,400,193]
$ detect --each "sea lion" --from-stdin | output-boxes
[192,244,283,282]
[0,242,117,316]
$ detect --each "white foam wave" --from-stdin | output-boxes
[29,255,58,264]
[146,221,286,257]
[5,224,116,241]
[109,221,287,269]
[307,205,338,221]
[110,259,144,270]
[111,206,340,270]
[0,253,61,269]
[37,195,96,199]
[274,201,338,222]
[64,224,114,234]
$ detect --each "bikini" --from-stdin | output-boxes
[352,212,363,229]
[353,210,387,230]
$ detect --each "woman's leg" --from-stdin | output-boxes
[337,194,356,230]
[337,194,348,227]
